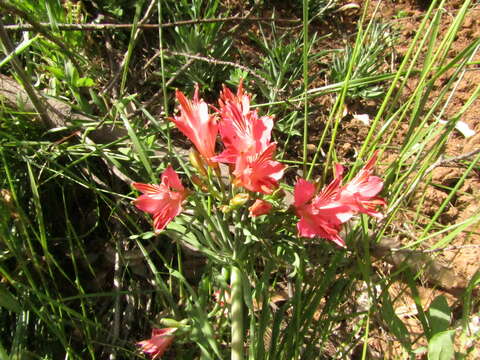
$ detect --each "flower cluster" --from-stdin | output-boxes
[132,82,285,234]
[132,83,385,244]
[293,152,385,248]
[174,82,285,195]
[214,83,285,194]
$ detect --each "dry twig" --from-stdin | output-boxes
[3,17,301,32]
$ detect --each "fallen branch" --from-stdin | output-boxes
[371,236,468,297]
[3,17,301,32]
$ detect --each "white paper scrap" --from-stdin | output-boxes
[353,113,371,126]
[438,119,476,138]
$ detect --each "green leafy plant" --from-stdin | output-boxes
[330,21,397,100]
[161,0,233,92]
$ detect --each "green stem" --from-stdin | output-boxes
[231,264,243,360]
[157,0,171,154]
[302,0,309,176]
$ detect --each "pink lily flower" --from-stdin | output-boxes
[294,178,353,248]
[137,327,176,359]
[133,166,187,232]
[249,199,273,217]
[214,82,273,163]
[233,143,285,194]
[170,85,218,167]
[337,152,386,218]
[293,152,385,247]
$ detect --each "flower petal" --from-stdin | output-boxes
[171,86,218,165]
[294,179,315,208]
[162,165,184,192]
[132,182,162,194]
[133,193,167,214]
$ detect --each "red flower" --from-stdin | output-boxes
[171,85,218,167]
[294,178,353,248]
[137,327,176,359]
[133,166,187,232]
[233,143,285,194]
[293,153,385,247]
[337,152,386,218]
[214,82,273,163]
[249,199,273,217]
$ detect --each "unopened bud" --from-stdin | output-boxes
[189,150,207,176]
[229,193,250,208]
[220,205,231,213]
[191,175,208,192]
[249,199,272,217]
[160,318,185,328]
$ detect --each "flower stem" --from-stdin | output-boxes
[231,264,243,360]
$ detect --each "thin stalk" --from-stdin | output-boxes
[321,0,377,181]
[360,310,370,360]
[120,1,143,95]
[231,264,244,360]
[157,0,171,154]
[176,241,185,302]
[302,0,309,175]
[306,0,376,181]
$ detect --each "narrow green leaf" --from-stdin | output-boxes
[45,65,65,79]
[118,108,155,182]
[462,270,480,331]
[0,34,40,68]
[26,162,47,251]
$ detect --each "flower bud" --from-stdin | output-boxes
[249,199,272,217]
[220,205,232,213]
[160,318,185,328]
[191,175,208,192]
[229,193,250,208]
[189,150,207,176]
